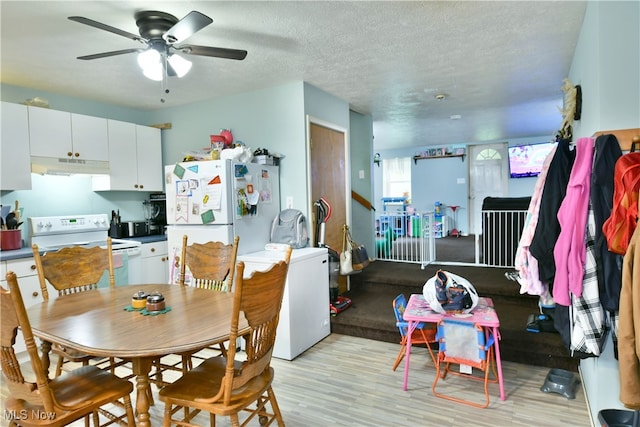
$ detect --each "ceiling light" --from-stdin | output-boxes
[167,54,192,78]
[137,49,163,81]
[435,94,446,101]
[450,114,462,120]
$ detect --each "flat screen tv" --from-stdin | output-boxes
[508,142,556,178]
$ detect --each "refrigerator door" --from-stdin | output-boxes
[166,224,234,283]
[165,160,233,225]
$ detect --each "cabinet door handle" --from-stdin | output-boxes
[30,264,36,270]
[150,248,155,253]
[67,151,73,157]
[74,152,80,157]
[134,184,139,189]
[32,291,39,298]
[139,184,144,189]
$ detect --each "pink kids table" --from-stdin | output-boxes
[402,294,505,401]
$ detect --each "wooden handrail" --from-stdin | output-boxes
[352,190,375,211]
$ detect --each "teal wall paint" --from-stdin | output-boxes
[349,110,374,251]
[1,83,151,124]
[570,1,640,139]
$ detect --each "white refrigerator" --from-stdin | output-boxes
[165,160,280,282]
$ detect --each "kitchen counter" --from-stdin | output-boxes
[0,234,167,261]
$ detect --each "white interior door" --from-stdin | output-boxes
[468,143,508,235]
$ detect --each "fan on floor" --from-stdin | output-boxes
[68,10,247,82]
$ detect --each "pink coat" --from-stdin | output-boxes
[553,137,594,306]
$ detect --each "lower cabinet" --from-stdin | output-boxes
[1,258,48,354]
[141,241,169,284]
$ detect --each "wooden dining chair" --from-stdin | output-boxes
[159,245,292,427]
[392,293,437,371]
[32,238,124,378]
[2,271,136,427]
[431,319,498,408]
[153,235,240,384]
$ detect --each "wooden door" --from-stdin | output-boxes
[310,122,348,293]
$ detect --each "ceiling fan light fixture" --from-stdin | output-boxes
[168,53,192,78]
[137,48,160,70]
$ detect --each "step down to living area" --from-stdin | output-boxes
[330,260,578,372]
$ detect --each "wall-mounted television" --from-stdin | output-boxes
[508,142,556,178]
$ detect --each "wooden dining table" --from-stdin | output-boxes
[26,283,246,427]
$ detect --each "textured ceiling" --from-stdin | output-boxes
[0,1,587,150]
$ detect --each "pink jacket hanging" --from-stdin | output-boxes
[553,137,594,306]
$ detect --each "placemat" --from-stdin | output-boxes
[123,305,172,315]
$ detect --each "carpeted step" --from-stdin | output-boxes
[332,260,579,372]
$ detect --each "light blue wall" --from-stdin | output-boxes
[570,1,640,139]
[373,135,551,234]
[145,81,307,215]
[349,110,374,251]
[1,83,152,124]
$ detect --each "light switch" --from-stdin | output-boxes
[359,170,365,179]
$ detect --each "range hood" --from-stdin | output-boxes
[31,156,110,176]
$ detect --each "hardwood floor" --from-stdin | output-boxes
[2,334,592,426]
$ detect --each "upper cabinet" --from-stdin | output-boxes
[92,120,162,192]
[1,102,31,190]
[28,107,109,161]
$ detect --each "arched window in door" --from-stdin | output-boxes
[476,148,502,161]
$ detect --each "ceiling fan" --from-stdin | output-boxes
[68,10,247,81]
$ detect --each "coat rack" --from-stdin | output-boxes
[592,128,640,151]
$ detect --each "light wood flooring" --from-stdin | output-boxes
[2,333,592,427]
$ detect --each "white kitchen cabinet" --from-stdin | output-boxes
[93,120,162,191]
[141,240,169,284]
[70,113,109,161]
[238,247,330,360]
[0,257,52,354]
[135,125,163,191]
[1,102,31,190]
[28,107,108,161]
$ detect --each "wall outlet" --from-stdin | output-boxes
[286,196,293,209]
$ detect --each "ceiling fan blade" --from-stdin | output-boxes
[77,48,143,60]
[68,16,144,43]
[178,44,247,60]
[164,11,213,44]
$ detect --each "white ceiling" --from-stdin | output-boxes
[0,1,587,151]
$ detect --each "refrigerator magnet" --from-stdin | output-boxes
[173,164,186,179]
[200,210,215,224]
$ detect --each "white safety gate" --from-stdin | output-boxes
[376,212,435,269]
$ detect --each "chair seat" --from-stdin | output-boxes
[159,356,274,414]
[4,365,134,426]
[52,344,94,361]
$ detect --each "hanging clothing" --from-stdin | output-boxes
[514,144,557,303]
[553,137,595,306]
[530,139,576,284]
[590,134,623,312]
[569,208,606,356]
[603,152,640,255]
[618,219,640,410]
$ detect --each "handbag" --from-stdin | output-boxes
[340,225,369,275]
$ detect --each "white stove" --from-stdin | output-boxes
[28,214,143,284]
